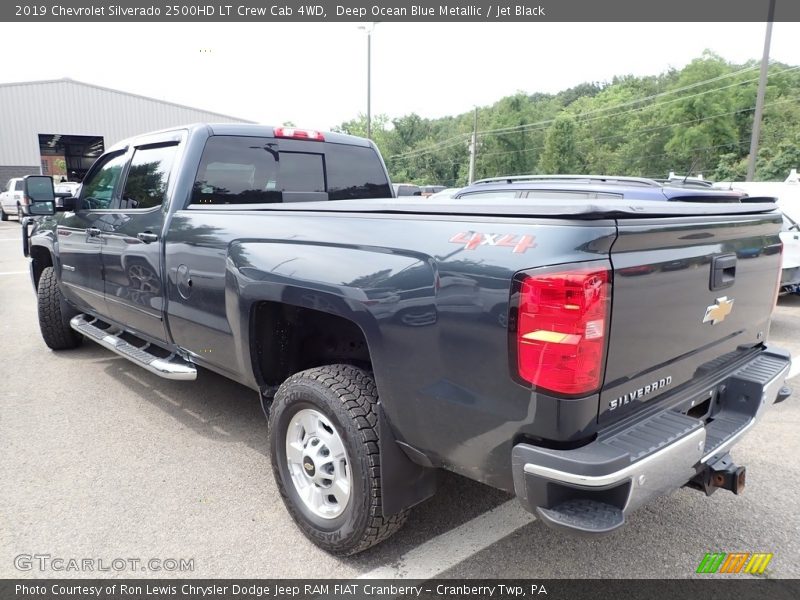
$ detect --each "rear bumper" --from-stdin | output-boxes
[512,345,791,534]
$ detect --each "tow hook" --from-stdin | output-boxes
[690,454,746,496]
[775,385,792,404]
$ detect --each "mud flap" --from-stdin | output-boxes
[379,405,437,517]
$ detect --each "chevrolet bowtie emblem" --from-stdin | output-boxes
[703,296,734,325]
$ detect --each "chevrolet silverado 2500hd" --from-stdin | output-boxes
[21,124,792,555]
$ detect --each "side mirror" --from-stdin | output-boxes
[60,196,80,212]
[23,175,56,216]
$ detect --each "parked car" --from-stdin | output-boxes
[54,181,81,208]
[427,187,461,201]
[0,177,27,220]
[392,183,422,196]
[454,175,745,202]
[780,212,800,294]
[22,126,791,555]
[419,185,446,197]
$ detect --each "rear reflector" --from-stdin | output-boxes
[515,265,610,396]
[274,127,324,141]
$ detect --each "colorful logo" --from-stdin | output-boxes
[449,232,536,254]
[696,552,773,574]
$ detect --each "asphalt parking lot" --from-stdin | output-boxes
[1,217,799,579]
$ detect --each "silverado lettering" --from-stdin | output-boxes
[609,376,673,410]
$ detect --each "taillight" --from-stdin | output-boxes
[274,127,324,141]
[514,264,611,396]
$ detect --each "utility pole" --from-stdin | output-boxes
[359,23,379,140]
[468,107,478,184]
[746,0,776,181]
[366,29,372,140]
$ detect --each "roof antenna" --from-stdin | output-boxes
[683,156,700,185]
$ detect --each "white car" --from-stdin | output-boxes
[54,181,81,207]
[0,177,26,220]
[780,212,800,294]
[427,187,461,200]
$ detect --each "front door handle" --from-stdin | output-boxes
[137,232,159,243]
[87,227,101,237]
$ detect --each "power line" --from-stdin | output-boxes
[476,96,800,160]
[478,64,800,139]
[478,63,765,137]
[384,64,800,164]
[389,68,764,160]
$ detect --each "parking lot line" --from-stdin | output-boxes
[0,271,27,276]
[358,499,535,579]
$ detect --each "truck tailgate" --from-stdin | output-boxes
[600,211,783,423]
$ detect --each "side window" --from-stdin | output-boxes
[14,180,24,191]
[327,148,391,199]
[119,144,178,210]
[80,152,128,210]
[191,136,280,205]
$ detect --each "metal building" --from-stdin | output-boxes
[0,78,254,185]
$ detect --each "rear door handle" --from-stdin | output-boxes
[87,227,101,237]
[136,232,159,243]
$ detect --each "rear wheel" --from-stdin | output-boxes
[268,364,408,555]
[37,266,83,350]
[0,207,7,221]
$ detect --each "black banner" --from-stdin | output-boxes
[4,579,800,600]
[2,0,800,22]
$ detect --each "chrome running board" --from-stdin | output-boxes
[70,314,197,381]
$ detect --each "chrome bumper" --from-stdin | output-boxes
[512,347,791,529]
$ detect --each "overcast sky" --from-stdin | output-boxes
[2,22,799,130]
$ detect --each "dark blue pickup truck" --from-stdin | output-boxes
[21,124,792,555]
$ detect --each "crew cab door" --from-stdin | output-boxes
[56,151,128,316]
[101,138,180,343]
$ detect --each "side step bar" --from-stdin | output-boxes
[70,314,197,381]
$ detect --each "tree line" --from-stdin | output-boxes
[333,52,800,186]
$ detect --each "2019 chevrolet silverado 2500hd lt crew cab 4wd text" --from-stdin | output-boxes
[21,124,792,555]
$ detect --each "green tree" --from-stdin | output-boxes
[538,113,581,173]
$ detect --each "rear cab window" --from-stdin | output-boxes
[14,180,24,191]
[190,135,390,206]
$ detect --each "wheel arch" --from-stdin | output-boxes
[29,244,54,289]
[250,298,375,391]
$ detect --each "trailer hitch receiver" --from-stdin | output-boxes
[689,454,746,496]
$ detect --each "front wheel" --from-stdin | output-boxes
[37,266,83,350]
[268,364,407,555]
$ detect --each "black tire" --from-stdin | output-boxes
[0,208,7,221]
[268,364,408,555]
[37,266,83,350]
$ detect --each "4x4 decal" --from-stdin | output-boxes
[449,231,536,253]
